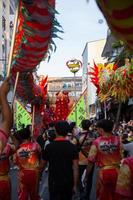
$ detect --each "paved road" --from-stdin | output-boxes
[10,169,49,200]
[10,168,96,200]
[39,171,49,200]
[10,169,18,200]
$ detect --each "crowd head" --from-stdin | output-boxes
[55,120,70,136]
[96,119,114,133]
[81,119,91,131]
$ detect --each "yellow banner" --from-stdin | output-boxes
[67,90,87,127]
[15,101,32,130]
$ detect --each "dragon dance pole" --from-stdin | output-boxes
[32,105,35,136]
[104,101,107,119]
[7,2,19,77]
[11,72,19,108]
[86,68,90,119]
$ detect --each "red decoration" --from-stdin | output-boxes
[55,91,70,120]
[11,0,56,103]
[96,0,133,51]
[88,62,100,94]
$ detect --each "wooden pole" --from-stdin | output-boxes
[32,105,35,136]
[104,101,107,119]
[11,72,19,108]
[7,3,19,77]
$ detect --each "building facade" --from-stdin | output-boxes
[48,76,82,103]
[82,39,106,118]
[0,0,15,78]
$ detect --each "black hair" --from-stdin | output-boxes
[47,129,56,141]
[96,119,114,132]
[13,131,23,144]
[55,120,70,136]
[49,122,55,128]
[19,128,31,140]
[81,119,91,130]
[26,124,32,130]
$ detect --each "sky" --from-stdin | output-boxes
[38,0,108,77]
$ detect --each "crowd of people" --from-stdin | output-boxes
[0,78,133,200]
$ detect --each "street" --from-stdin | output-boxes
[10,168,97,200]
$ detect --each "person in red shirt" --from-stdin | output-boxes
[0,78,12,154]
[84,119,123,200]
[14,128,41,200]
[0,143,14,200]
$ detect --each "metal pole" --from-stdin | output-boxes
[32,105,35,137]
[74,72,77,123]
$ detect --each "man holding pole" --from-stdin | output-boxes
[0,78,12,153]
[0,78,12,200]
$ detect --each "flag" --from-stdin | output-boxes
[67,90,87,127]
[15,100,32,130]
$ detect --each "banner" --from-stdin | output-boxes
[67,90,87,127]
[15,101,32,130]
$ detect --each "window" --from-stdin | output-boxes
[2,16,6,31]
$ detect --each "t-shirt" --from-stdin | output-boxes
[0,144,11,176]
[14,141,41,170]
[42,137,78,191]
[88,135,122,168]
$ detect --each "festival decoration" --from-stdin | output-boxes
[15,100,32,130]
[32,75,48,137]
[66,59,82,73]
[89,60,133,103]
[67,91,87,127]
[96,0,133,51]
[55,91,70,120]
[34,75,48,101]
[41,104,55,127]
[98,65,116,102]
[89,62,117,101]
[11,0,62,103]
[109,62,133,102]
[88,62,99,93]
